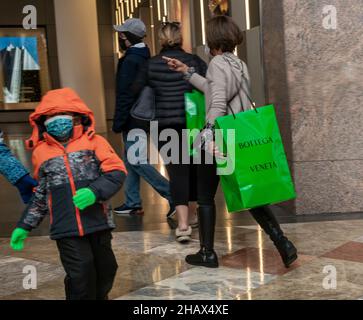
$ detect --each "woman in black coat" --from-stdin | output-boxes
[133,22,207,243]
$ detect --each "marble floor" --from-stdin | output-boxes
[1,128,363,300]
[2,218,363,300]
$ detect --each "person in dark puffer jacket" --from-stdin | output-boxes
[10,88,127,300]
[134,24,207,128]
[133,22,207,243]
[113,18,174,218]
[0,130,38,203]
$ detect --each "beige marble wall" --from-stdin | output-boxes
[261,0,363,214]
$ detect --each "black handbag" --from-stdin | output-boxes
[130,86,156,121]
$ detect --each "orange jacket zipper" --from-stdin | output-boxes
[63,153,85,237]
[43,133,85,236]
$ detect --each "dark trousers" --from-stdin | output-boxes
[196,152,220,207]
[158,125,198,206]
[56,230,118,300]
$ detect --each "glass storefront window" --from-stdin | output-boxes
[0,28,50,110]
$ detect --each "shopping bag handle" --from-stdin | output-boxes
[224,56,258,119]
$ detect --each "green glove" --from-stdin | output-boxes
[10,228,29,251]
[73,188,97,210]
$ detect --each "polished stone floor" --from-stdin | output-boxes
[1,128,363,300]
[3,219,363,300]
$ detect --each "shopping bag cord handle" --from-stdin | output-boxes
[224,57,258,119]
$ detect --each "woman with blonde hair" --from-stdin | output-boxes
[164,15,298,268]
[133,22,207,242]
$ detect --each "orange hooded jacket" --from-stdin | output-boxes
[18,88,127,240]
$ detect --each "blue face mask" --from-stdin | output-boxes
[45,115,74,140]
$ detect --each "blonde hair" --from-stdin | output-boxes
[158,22,183,48]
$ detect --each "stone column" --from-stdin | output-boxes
[54,0,107,133]
[261,0,363,214]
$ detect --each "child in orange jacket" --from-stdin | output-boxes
[10,88,127,300]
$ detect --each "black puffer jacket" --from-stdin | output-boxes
[134,47,207,128]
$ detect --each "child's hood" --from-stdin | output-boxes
[26,88,96,149]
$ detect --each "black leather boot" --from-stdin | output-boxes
[250,206,298,268]
[185,205,219,268]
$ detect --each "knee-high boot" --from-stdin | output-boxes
[250,206,298,268]
[185,205,219,268]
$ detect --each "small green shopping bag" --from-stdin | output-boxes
[215,104,296,213]
[184,90,206,156]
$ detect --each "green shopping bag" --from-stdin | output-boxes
[215,104,296,213]
[185,90,206,156]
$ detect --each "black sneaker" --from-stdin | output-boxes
[166,206,176,219]
[114,204,144,216]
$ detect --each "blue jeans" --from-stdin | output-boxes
[122,131,173,208]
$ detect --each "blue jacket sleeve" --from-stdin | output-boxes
[0,130,29,185]
[112,56,140,133]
